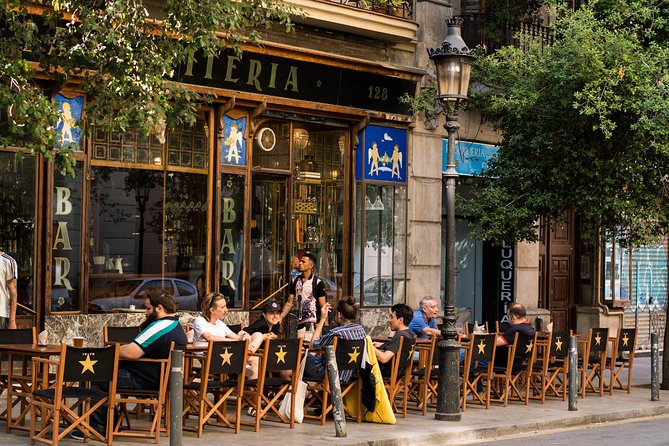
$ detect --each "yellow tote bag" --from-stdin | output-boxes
[343,336,396,424]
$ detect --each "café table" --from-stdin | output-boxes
[0,343,61,433]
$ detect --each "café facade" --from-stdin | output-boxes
[0,5,434,343]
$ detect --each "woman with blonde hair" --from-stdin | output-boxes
[192,292,274,379]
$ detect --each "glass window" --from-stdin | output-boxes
[220,174,245,308]
[252,121,290,170]
[354,184,407,306]
[291,124,346,304]
[0,152,38,316]
[603,232,630,307]
[51,162,84,312]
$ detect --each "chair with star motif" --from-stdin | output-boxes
[607,328,637,395]
[579,327,609,398]
[182,340,249,436]
[528,330,571,403]
[29,343,119,445]
[242,337,303,432]
[382,335,415,417]
[303,337,365,425]
[461,333,496,410]
[406,335,439,415]
[505,332,537,404]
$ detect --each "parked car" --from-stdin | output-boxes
[354,276,393,306]
[88,278,198,312]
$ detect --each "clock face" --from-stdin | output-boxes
[257,127,276,152]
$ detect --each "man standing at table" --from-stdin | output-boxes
[0,248,18,329]
[74,290,187,440]
[409,296,441,339]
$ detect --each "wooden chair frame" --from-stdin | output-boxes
[303,337,364,425]
[183,340,249,436]
[29,344,119,446]
[111,342,175,444]
[528,331,571,403]
[580,327,609,398]
[607,328,637,395]
[406,336,438,416]
[489,332,519,406]
[0,327,36,429]
[103,326,140,345]
[242,337,303,432]
[505,332,537,404]
[382,336,415,417]
[461,333,496,411]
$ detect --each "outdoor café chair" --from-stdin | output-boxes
[407,335,439,415]
[382,335,415,417]
[607,327,637,395]
[0,327,35,426]
[461,333,496,411]
[579,327,609,398]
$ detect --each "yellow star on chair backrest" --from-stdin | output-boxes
[477,340,486,354]
[79,354,98,374]
[622,333,629,346]
[275,346,287,364]
[526,341,534,354]
[220,347,233,366]
[348,346,360,364]
[594,333,602,345]
[555,337,563,351]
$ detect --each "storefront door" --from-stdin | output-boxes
[249,175,289,309]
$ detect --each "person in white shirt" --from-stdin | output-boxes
[0,249,18,329]
[192,292,271,379]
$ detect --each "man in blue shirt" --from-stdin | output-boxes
[409,296,442,339]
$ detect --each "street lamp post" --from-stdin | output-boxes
[428,17,478,422]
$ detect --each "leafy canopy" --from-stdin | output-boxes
[0,0,299,175]
[464,0,669,246]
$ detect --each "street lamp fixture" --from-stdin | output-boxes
[428,17,478,422]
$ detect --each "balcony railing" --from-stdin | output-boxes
[323,0,414,20]
[458,14,555,54]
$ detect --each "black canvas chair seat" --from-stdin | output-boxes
[33,386,107,401]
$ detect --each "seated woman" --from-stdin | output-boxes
[192,292,271,379]
[302,296,367,382]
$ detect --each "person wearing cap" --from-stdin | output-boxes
[245,298,289,337]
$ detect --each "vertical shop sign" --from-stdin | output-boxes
[219,175,245,307]
[498,242,515,322]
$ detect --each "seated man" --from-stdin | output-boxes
[74,290,187,440]
[373,303,415,377]
[408,296,441,339]
[460,303,535,368]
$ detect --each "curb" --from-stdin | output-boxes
[331,404,669,446]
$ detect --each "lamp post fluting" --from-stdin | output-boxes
[427,17,478,422]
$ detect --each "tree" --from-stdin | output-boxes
[0,0,299,175]
[463,0,669,387]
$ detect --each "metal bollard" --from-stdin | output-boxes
[170,349,184,446]
[651,333,660,401]
[324,345,347,437]
[568,335,578,411]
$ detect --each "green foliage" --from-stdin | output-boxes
[399,80,438,115]
[0,0,299,175]
[464,0,669,246]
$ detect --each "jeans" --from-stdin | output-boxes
[89,365,154,433]
[302,353,325,381]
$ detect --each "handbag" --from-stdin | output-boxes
[278,349,308,423]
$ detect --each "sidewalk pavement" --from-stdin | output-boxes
[1,357,667,446]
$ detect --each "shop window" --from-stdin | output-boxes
[51,163,84,312]
[0,152,38,316]
[353,184,407,306]
[88,112,211,313]
[252,121,290,170]
[220,174,245,308]
[291,124,346,304]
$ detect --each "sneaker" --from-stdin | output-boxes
[245,365,254,379]
[70,429,85,441]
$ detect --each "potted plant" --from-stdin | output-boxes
[371,0,407,17]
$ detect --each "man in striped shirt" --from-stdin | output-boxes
[82,290,186,439]
[0,250,17,329]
